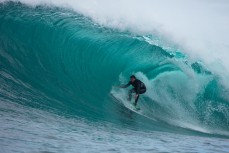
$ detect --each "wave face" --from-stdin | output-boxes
[0,2,229,152]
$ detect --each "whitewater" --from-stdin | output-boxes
[0,0,229,152]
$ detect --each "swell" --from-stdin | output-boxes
[0,2,229,137]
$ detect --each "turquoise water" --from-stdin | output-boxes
[0,2,229,152]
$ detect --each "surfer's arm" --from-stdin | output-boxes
[119,82,131,88]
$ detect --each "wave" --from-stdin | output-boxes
[0,2,229,137]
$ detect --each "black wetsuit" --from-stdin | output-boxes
[123,79,146,105]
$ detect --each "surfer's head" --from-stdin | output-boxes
[130,75,136,83]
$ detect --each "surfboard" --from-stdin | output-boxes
[110,93,157,121]
[110,93,141,112]
[131,103,140,111]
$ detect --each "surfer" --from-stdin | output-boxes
[119,75,146,106]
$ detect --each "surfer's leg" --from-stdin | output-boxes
[139,88,146,94]
[128,88,135,101]
[134,89,146,106]
[134,94,139,106]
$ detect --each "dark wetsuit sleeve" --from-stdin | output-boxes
[136,81,141,94]
[121,81,131,88]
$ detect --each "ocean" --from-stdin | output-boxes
[0,1,229,152]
